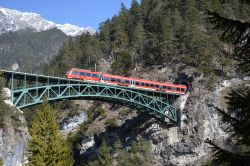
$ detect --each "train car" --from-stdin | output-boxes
[65,68,101,82]
[101,73,129,86]
[65,68,187,94]
[160,82,187,95]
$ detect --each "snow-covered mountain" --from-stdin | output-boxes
[0,7,95,36]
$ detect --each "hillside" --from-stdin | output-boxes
[0,7,96,72]
[0,28,68,72]
[1,0,250,165]
[45,0,250,86]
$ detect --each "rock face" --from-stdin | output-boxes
[60,112,88,133]
[0,71,247,165]
[140,77,246,166]
[0,108,28,166]
[74,66,245,165]
[80,135,95,154]
[0,88,28,166]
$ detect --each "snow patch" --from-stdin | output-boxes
[0,7,95,36]
[60,112,87,132]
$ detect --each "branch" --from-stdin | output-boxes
[207,10,250,72]
[207,10,250,45]
[205,139,250,166]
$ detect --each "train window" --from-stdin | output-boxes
[116,79,121,82]
[141,83,145,86]
[155,85,159,88]
[104,77,111,81]
[145,83,149,87]
[125,80,130,84]
[80,72,85,76]
[181,88,184,91]
[167,87,171,90]
[163,86,166,89]
[150,84,154,87]
[92,74,97,78]
[135,82,139,85]
[177,88,180,91]
[111,78,116,82]
[86,73,91,77]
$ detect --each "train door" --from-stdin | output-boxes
[100,74,104,83]
[130,80,135,87]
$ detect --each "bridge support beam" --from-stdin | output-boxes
[0,70,182,123]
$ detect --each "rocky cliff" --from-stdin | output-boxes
[1,71,248,166]
[69,65,248,166]
[0,88,28,166]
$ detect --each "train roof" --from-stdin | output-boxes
[69,68,187,88]
[70,68,91,72]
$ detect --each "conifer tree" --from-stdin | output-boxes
[27,101,73,166]
[206,1,250,165]
[97,142,112,166]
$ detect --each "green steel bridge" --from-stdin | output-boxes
[0,69,184,123]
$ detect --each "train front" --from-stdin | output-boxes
[65,68,74,79]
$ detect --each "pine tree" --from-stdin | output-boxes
[111,50,132,76]
[171,8,184,37]
[206,2,250,165]
[208,10,250,72]
[97,142,112,166]
[27,101,73,166]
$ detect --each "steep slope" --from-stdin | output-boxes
[42,0,250,165]
[0,7,97,71]
[0,28,68,71]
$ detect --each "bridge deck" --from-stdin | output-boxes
[0,69,181,96]
[0,69,181,123]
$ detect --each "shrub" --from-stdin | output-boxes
[105,118,118,129]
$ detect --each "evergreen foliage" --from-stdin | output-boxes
[0,28,68,72]
[27,101,73,166]
[0,77,9,128]
[205,86,250,165]
[206,1,250,165]
[44,33,101,76]
[42,1,250,164]
[105,117,118,129]
[44,0,250,85]
[68,105,106,165]
[97,142,112,166]
[86,138,152,166]
[117,138,152,166]
[208,10,250,72]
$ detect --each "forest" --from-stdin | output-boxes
[1,0,250,165]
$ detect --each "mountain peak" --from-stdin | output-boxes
[0,7,95,36]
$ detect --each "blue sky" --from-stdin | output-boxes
[0,0,133,30]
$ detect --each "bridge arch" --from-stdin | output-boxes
[0,70,182,123]
[12,83,177,122]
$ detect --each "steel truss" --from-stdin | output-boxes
[0,70,179,123]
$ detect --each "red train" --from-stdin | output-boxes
[65,68,187,95]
